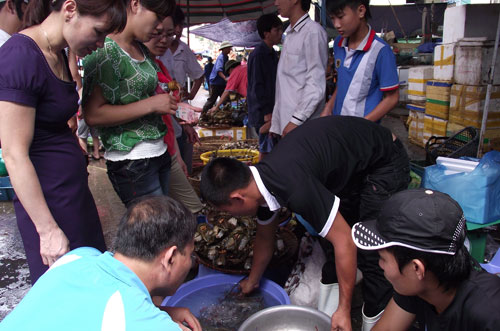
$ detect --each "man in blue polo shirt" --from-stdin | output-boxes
[1,196,201,331]
[321,0,399,122]
[203,41,232,112]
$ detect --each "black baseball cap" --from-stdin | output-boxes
[352,189,466,255]
[224,59,240,73]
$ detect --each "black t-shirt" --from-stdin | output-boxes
[394,270,500,331]
[254,116,395,234]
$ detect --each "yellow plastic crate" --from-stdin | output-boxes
[200,149,259,165]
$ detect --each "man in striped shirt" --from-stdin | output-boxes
[321,0,399,122]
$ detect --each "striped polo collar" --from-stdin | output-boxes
[339,25,375,51]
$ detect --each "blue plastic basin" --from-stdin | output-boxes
[161,274,290,313]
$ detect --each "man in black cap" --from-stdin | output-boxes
[352,188,500,331]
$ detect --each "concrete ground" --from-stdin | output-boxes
[0,89,423,326]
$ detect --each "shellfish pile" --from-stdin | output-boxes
[218,140,259,151]
[199,103,234,127]
[194,212,290,272]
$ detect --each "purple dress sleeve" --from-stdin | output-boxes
[0,34,46,106]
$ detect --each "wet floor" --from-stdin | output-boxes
[0,95,423,325]
[0,159,126,321]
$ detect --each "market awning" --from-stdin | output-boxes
[177,0,277,25]
[190,18,261,47]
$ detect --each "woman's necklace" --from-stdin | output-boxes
[41,27,65,81]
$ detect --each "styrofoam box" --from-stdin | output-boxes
[433,43,455,82]
[454,38,500,86]
[408,66,434,102]
[398,66,410,102]
[443,5,500,44]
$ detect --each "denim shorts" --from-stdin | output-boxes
[106,151,172,206]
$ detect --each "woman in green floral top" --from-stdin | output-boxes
[82,0,177,206]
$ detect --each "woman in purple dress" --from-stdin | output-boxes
[0,0,127,284]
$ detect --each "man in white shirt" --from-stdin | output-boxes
[159,6,204,102]
[0,0,28,47]
[270,0,328,138]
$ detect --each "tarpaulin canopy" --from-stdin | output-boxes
[177,0,277,25]
[190,18,261,47]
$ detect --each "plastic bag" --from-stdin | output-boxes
[284,233,326,308]
[423,151,500,224]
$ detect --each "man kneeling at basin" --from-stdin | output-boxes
[352,189,500,331]
[1,196,201,331]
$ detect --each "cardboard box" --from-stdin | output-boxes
[425,80,452,120]
[423,115,448,144]
[407,104,425,146]
[449,84,500,128]
[196,126,247,140]
[446,122,466,137]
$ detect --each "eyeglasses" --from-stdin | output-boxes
[153,30,175,41]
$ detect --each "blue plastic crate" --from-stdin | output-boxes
[0,187,15,201]
[0,176,10,187]
[0,176,14,201]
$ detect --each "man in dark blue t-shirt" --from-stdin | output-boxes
[247,13,282,158]
[203,57,213,90]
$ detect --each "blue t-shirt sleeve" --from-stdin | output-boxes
[209,55,224,81]
[375,45,399,91]
[125,295,181,330]
[214,56,224,73]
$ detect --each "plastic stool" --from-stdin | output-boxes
[467,219,500,262]
[480,247,500,275]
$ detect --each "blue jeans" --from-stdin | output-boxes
[106,151,172,206]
